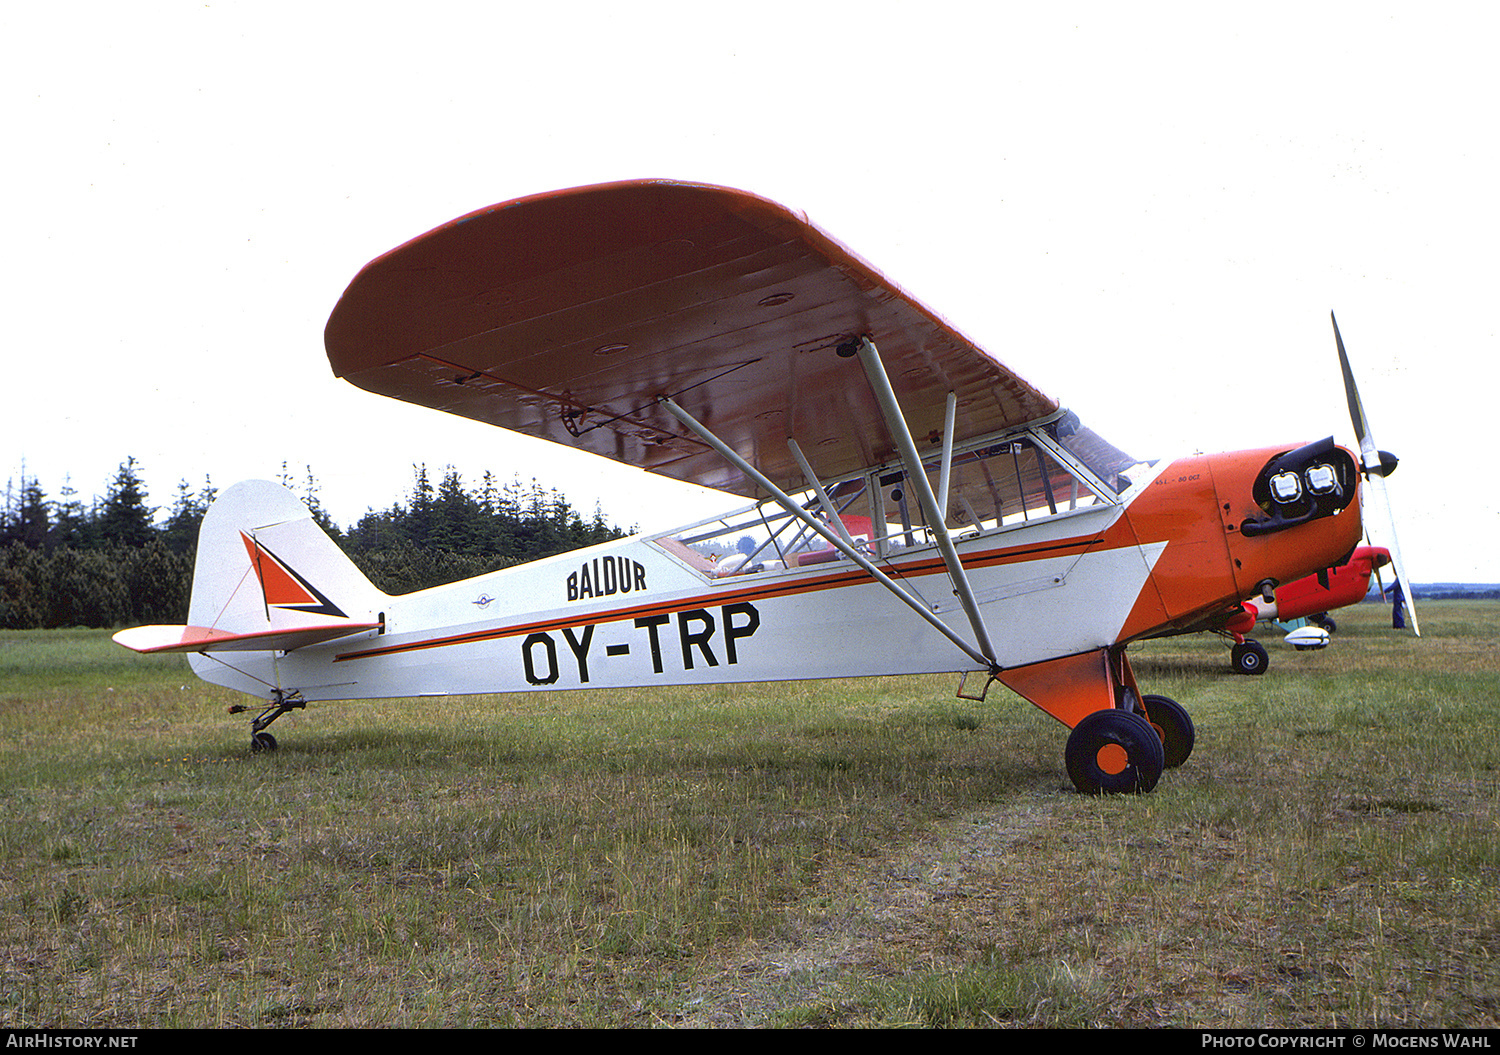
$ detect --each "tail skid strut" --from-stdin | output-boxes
[229,688,306,753]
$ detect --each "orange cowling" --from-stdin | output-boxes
[1211,445,1364,606]
[1111,444,1365,643]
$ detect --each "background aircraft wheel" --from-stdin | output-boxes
[1231,640,1269,675]
[1141,694,1195,768]
[1065,709,1165,795]
[251,731,278,753]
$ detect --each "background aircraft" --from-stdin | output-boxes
[115,181,1415,794]
[1216,545,1394,672]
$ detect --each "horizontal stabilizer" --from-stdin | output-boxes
[112,622,381,655]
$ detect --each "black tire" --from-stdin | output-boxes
[1065,709,1165,794]
[251,731,278,753]
[1231,640,1269,675]
[1141,694,1195,768]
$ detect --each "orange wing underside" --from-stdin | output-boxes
[324,180,1060,498]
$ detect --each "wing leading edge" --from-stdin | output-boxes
[324,180,1087,496]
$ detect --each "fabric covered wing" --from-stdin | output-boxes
[324,180,1060,498]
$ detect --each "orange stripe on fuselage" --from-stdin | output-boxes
[333,529,1120,663]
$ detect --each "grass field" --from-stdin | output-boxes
[2,603,1496,1028]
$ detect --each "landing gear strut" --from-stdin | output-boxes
[229,689,305,753]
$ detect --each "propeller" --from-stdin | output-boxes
[1332,312,1420,635]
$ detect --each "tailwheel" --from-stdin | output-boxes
[233,689,305,754]
[1141,694,1195,768]
[1065,708,1165,794]
[1231,639,1269,676]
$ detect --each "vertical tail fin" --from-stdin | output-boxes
[113,480,385,654]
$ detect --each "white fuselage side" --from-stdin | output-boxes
[190,498,1163,702]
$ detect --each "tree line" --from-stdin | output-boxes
[0,460,629,629]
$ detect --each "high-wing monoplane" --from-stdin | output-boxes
[114,180,1412,793]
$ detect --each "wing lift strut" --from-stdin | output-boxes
[658,335,1001,677]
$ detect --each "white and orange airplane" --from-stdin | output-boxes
[113,180,1415,793]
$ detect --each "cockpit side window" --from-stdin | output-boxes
[654,427,1118,579]
[872,436,1109,552]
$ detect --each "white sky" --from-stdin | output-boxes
[4,2,1496,580]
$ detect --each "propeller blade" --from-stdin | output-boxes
[1332,312,1419,635]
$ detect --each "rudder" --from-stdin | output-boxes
[113,480,385,657]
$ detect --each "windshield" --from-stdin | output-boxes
[1050,413,1145,495]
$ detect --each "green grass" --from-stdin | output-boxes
[1,603,1496,1027]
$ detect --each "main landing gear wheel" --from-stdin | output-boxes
[1231,640,1269,676]
[1141,694,1195,769]
[251,731,278,753]
[1065,709,1165,795]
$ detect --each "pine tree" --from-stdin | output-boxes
[407,464,435,548]
[96,458,155,549]
[2,476,51,549]
[299,466,340,539]
[0,544,43,628]
[50,478,92,550]
[163,476,215,556]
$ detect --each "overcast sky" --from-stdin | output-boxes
[5,3,1496,581]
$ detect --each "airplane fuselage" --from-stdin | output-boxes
[190,441,1363,721]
